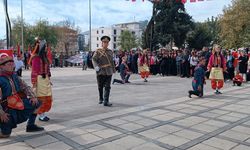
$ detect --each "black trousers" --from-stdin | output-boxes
[97,75,112,103]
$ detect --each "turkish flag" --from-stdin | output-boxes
[17,44,21,56]
[0,49,14,58]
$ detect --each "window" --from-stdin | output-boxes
[97,37,99,41]
[113,43,116,49]
[114,37,116,42]
[97,44,99,47]
[97,30,99,34]
[101,30,104,34]
[132,31,135,35]
[114,29,117,35]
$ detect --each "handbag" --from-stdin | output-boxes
[36,75,52,97]
[209,67,224,80]
[7,77,24,110]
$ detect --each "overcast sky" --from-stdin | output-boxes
[0,0,232,39]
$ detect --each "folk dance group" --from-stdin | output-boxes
[0,38,52,138]
[0,35,237,138]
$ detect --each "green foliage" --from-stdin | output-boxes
[154,0,194,48]
[12,18,58,51]
[118,30,138,51]
[219,0,250,48]
[186,23,212,50]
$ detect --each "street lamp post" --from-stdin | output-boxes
[89,0,91,51]
[3,0,11,49]
[21,0,24,54]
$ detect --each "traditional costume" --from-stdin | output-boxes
[29,39,52,121]
[207,45,227,94]
[139,50,150,82]
[0,50,43,138]
[189,58,206,98]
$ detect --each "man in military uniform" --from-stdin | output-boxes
[92,36,116,107]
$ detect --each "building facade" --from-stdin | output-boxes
[89,22,143,51]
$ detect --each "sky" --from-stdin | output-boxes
[0,0,233,39]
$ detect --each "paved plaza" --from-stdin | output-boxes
[1,67,250,150]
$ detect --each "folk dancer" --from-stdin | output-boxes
[207,44,227,94]
[188,57,206,98]
[29,38,53,121]
[0,51,44,138]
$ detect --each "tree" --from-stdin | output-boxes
[12,18,58,51]
[219,0,250,48]
[154,0,194,48]
[118,30,138,51]
[187,23,212,50]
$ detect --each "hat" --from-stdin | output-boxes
[0,50,14,65]
[101,36,110,42]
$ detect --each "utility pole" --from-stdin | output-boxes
[89,0,91,51]
[21,0,24,53]
[3,0,11,49]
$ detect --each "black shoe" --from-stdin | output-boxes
[26,125,44,132]
[112,80,115,84]
[125,81,131,83]
[39,116,50,122]
[99,100,103,104]
[188,91,192,98]
[144,79,148,82]
[104,103,112,107]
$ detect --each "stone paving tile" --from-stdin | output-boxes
[138,129,168,139]
[111,135,146,149]
[202,137,238,150]
[190,123,219,133]
[243,121,250,126]
[36,141,72,150]
[89,142,127,150]
[0,142,33,150]
[217,115,242,122]
[131,143,167,150]
[25,135,58,148]
[154,124,183,134]
[220,104,247,112]
[219,130,250,141]
[92,129,122,138]
[178,108,200,114]
[203,120,229,127]
[237,100,250,106]
[71,133,102,145]
[173,129,203,140]
[186,100,209,105]
[209,109,230,115]
[173,116,208,127]
[120,115,144,122]
[167,112,186,118]
[44,124,66,132]
[231,126,250,135]
[152,114,176,121]
[59,128,88,138]
[231,145,250,150]
[103,118,129,126]
[157,134,190,147]
[79,124,106,133]
[199,112,223,118]
[199,101,225,107]
[119,123,144,131]
[226,112,248,119]
[187,143,221,150]
[133,118,159,126]
[138,109,170,117]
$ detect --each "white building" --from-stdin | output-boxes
[90,22,143,51]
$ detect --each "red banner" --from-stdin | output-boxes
[0,49,14,58]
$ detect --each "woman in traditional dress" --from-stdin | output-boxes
[139,50,150,82]
[29,38,52,121]
[207,44,227,94]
